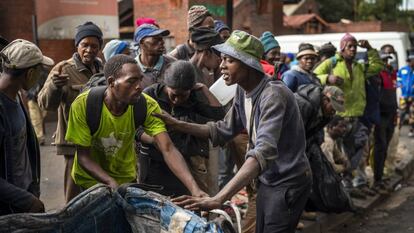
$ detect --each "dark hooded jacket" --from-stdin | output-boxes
[0,95,41,215]
[295,84,331,143]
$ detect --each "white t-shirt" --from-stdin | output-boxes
[244,95,256,145]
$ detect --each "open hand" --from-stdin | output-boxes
[328,75,344,86]
[152,111,179,128]
[172,195,222,211]
[357,40,372,50]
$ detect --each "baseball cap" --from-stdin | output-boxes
[1,39,54,69]
[134,24,170,44]
[323,85,345,113]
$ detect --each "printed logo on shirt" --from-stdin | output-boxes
[99,132,123,157]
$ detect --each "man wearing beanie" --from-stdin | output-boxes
[134,23,176,89]
[169,5,214,61]
[313,42,337,70]
[188,26,222,87]
[38,21,104,203]
[214,20,230,41]
[259,31,288,79]
[318,42,337,62]
[282,43,320,92]
[157,30,312,233]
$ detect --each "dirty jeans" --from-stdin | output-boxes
[0,185,131,233]
[255,172,312,233]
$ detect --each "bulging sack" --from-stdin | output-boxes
[306,143,355,213]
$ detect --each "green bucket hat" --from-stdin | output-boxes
[212,30,264,74]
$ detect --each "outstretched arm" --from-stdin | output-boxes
[154,132,206,197]
[173,157,260,210]
[153,111,211,139]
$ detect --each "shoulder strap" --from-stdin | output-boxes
[133,94,147,128]
[329,56,337,75]
[86,86,107,136]
[86,87,148,136]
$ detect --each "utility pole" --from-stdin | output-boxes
[226,0,233,30]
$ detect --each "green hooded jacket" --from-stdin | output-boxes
[313,49,382,117]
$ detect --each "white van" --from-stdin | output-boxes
[276,32,411,69]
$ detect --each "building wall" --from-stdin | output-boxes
[233,0,284,37]
[134,0,190,46]
[133,0,226,46]
[0,0,108,66]
[0,0,35,41]
[36,0,119,40]
[38,39,76,65]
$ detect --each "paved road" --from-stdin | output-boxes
[330,125,414,233]
[331,173,414,233]
[39,121,65,211]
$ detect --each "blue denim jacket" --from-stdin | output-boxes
[118,185,223,233]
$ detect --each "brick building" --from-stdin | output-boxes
[133,0,227,46]
[0,0,117,65]
[0,0,75,64]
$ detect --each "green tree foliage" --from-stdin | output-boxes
[357,0,403,21]
[316,0,354,22]
[316,0,414,30]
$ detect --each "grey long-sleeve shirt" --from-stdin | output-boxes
[207,78,311,186]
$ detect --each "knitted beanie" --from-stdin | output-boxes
[259,31,280,54]
[74,21,103,47]
[340,33,357,51]
[187,5,211,29]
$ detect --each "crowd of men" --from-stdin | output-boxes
[1,4,414,233]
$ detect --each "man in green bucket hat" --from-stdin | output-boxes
[155,30,312,233]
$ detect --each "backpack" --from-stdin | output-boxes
[82,72,107,93]
[86,86,147,135]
